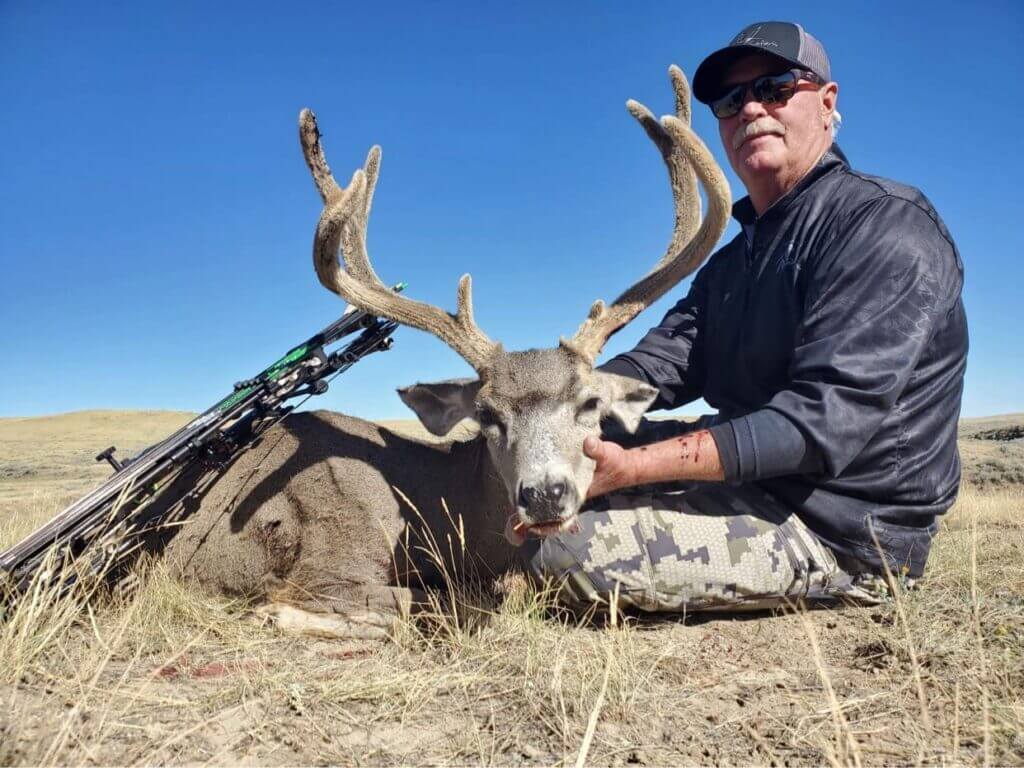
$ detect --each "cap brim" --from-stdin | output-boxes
[692,45,803,104]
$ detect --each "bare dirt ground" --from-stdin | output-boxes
[1,410,1022,766]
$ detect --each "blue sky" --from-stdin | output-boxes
[2,1,1021,421]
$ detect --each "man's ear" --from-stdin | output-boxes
[593,371,658,433]
[397,379,482,436]
[820,82,839,125]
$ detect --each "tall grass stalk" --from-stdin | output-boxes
[797,607,863,768]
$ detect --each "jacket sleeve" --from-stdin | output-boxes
[597,266,709,411]
[719,195,963,481]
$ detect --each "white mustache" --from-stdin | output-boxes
[733,117,786,150]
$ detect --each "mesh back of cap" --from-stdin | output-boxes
[799,30,831,81]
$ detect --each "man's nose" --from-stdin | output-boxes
[738,90,769,121]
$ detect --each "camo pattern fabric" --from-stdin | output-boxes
[525,483,886,612]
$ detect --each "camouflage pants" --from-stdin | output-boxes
[524,483,884,613]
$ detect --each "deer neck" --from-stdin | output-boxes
[437,433,517,574]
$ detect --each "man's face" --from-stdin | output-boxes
[716,54,837,187]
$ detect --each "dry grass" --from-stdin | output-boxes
[958,414,1024,488]
[1,412,1022,765]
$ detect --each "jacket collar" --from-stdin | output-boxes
[731,143,849,227]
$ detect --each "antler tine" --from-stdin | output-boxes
[299,108,344,205]
[669,64,692,127]
[668,64,701,239]
[563,67,731,364]
[299,109,498,372]
[339,146,390,289]
[624,66,702,278]
[343,145,389,288]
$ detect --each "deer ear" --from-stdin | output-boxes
[398,379,483,436]
[593,372,658,433]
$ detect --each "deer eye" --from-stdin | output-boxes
[477,408,506,434]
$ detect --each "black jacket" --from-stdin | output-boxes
[602,144,968,577]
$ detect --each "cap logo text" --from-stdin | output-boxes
[733,25,780,49]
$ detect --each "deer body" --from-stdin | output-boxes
[163,67,731,638]
[166,410,519,636]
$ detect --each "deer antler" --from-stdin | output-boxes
[299,109,499,372]
[562,66,731,364]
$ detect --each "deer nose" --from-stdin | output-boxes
[517,479,573,522]
[517,484,537,509]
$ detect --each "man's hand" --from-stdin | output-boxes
[584,436,640,499]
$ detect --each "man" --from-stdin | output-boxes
[521,21,968,611]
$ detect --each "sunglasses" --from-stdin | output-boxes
[710,69,823,119]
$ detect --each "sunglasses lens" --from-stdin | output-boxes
[753,71,798,104]
[711,86,744,119]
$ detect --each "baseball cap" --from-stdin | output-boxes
[692,21,832,104]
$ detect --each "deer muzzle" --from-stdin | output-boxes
[516,476,579,527]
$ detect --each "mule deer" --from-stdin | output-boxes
[164,67,730,638]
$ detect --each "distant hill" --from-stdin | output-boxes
[957,413,1024,487]
[1,409,1020,519]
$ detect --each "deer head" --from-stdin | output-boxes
[299,66,730,538]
